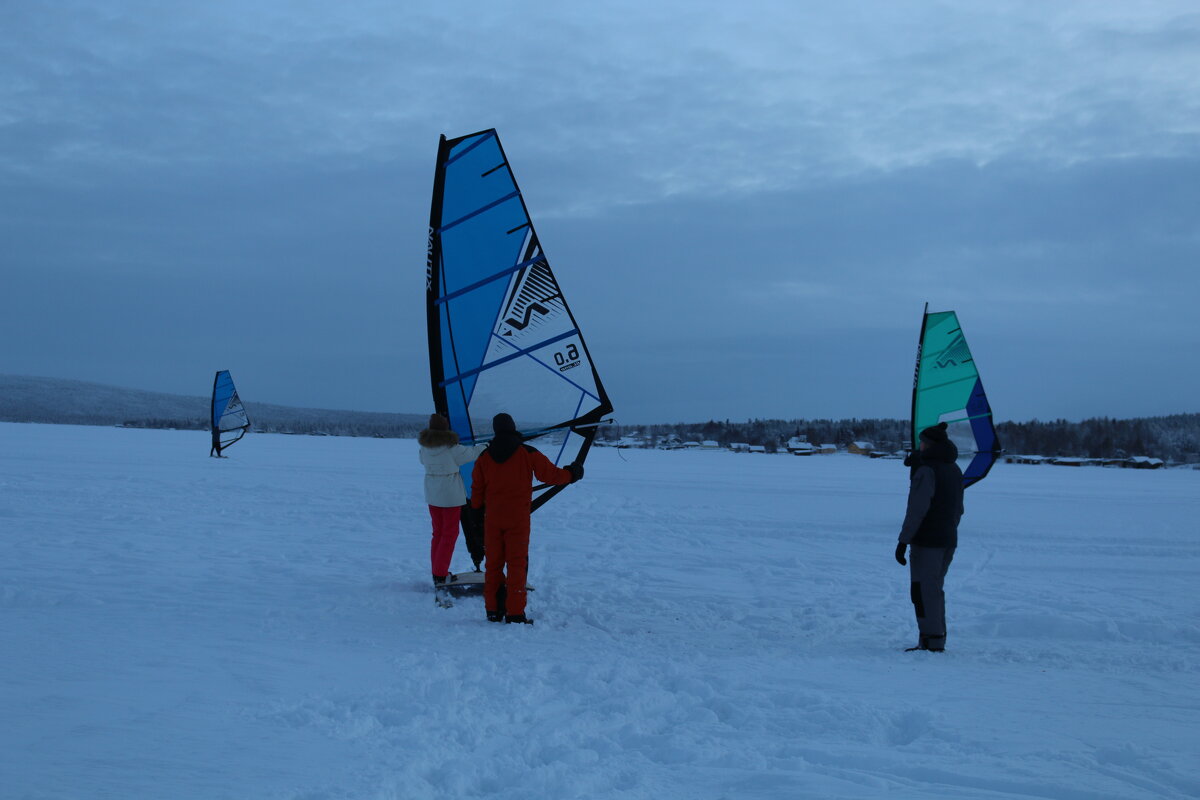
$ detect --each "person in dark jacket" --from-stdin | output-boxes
[895,422,964,652]
[470,413,582,625]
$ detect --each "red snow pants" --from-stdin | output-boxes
[428,505,461,578]
[484,522,530,616]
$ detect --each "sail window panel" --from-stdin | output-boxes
[483,327,602,406]
[541,427,589,469]
[217,401,249,432]
[941,418,981,462]
[467,343,599,435]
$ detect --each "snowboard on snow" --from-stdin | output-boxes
[433,571,535,608]
[442,570,536,596]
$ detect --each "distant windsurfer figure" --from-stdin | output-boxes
[470,413,582,624]
[210,428,223,458]
[895,422,964,652]
[419,414,487,594]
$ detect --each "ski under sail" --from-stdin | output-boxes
[911,305,1000,487]
[211,370,250,455]
[426,128,612,510]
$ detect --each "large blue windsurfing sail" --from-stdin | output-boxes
[911,305,1000,488]
[211,370,250,450]
[426,129,613,510]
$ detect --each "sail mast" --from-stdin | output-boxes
[211,371,221,439]
[426,134,454,424]
[910,302,929,452]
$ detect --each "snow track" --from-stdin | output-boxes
[1,423,1197,799]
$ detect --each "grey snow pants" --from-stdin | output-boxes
[909,545,955,644]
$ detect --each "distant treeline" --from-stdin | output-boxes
[602,418,910,454]
[0,375,427,439]
[600,414,1200,463]
[5,376,1199,461]
[994,415,1200,462]
[123,416,423,439]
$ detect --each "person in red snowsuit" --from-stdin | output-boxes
[470,413,582,624]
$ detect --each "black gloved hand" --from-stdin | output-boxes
[567,463,584,483]
[895,542,907,566]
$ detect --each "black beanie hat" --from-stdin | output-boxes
[919,421,949,443]
[492,413,517,434]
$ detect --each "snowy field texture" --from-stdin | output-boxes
[1,422,1198,800]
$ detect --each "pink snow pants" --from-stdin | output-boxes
[428,505,462,578]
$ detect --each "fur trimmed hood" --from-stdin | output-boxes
[419,428,460,448]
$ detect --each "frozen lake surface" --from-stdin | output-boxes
[1,422,1197,799]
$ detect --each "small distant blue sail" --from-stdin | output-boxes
[911,306,1001,488]
[211,370,250,451]
[426,129,613,510]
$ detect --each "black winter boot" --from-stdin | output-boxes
[905,633,946,652]
[505,614,534,625]
[486,610,504,623]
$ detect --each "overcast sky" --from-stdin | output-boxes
[4,1,1198,423]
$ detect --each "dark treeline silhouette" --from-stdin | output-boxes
[601,418,911,454]
[995,415,1200,462]
[5,376,1198,459]
[121,415,422,438]
[600,414,1200,463]
[1,375,426,439]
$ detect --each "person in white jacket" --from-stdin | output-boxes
[419,414,487,586]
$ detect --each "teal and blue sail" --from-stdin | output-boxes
[426,129,612,510]
[911,306,1000,487]
[211,370,250,451]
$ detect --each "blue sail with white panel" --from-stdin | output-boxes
[425,129,613,510]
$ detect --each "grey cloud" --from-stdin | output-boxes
[549,156,1200,420]
[4,1,1198,422]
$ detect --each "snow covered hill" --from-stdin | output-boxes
[0,374,426,436]
[1,423,1197,799]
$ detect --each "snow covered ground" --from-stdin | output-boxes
[1,422,1197,800]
